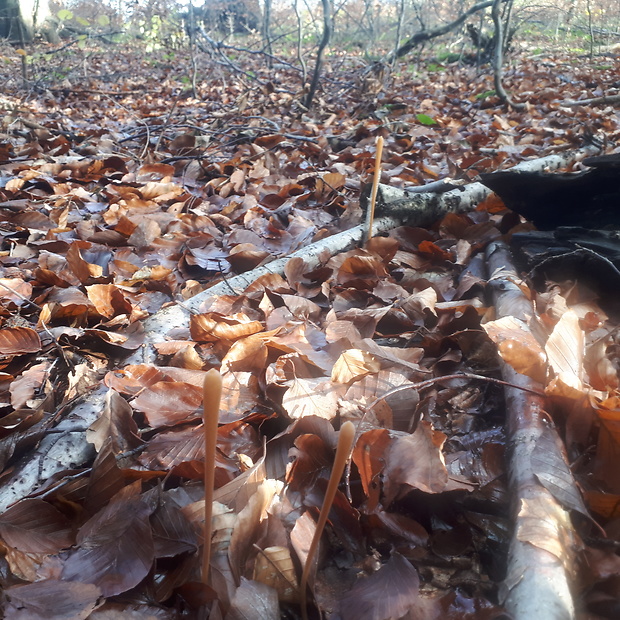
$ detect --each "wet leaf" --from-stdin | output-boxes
[3,580,101,620]
[339,553,420,620]
[61,492,154,597]
[384,421,449,502]
[0,499,73,553]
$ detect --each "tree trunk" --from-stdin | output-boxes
[0,0,53,42]
[303,0,332,109]
[491,0,525,110]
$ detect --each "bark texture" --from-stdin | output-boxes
[486,241,576,620]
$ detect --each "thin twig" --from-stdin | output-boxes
[0,280,41,310]
[366,371,545,412]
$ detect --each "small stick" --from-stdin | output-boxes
[365,371,545,411]
[301,421,356,620]
[202,368,222,585]
[365,135,384,243]
[0,280,41,310]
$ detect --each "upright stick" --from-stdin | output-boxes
[365,135,384,243]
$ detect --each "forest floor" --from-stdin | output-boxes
[0,40,619,619]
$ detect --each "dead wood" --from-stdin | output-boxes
[486,241,577,620]
[560,93,620,107]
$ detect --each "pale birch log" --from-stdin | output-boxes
[486,240,576,620]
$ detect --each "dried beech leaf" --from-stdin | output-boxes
[227,577,279,620]
[131,381,203,427]
[87,389,142,453]
[545,309,584,395]
[151,499,198,558]
[532,424,589,518]
[339,553,420,620]
[3,579,101,620]
[253,546,299,603]
[282,378,341,420]
[9,361,50,410]
[0,326,41,355]
[229,480,282,582]
[331,349,380,384]
[352,429,391,510]
[61,494,154,597]
[383,421,448,502]
[516,496,575,570]
[0,277,32,306]
[0,498,73,553]
[103,364,167,396]
[220,370,261,423]
[190,312,263,342]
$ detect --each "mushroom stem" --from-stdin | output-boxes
[202,368,222,585]
[300,421,356,620]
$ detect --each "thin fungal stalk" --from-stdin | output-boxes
[365,135,384,243]
[202,368,222,586]
[301,421,356,620]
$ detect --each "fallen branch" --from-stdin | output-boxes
[560,93,620,107]
[485,241,577,619]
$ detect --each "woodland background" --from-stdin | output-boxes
[0,0,619,619]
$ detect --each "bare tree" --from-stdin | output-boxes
[262,0,273,67]
[392,0,406,68]
[386,0,496,62]
[303,0,332,109]
[491,0,524,109]
[293,0,307,87]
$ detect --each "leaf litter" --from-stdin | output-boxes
[0,42,619,618]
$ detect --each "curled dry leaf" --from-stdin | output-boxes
[87,389,143,453]
[229,479,283,583]
[545,308,585,396]
[0,326,41,355]
[483,316,547,383]
[190,312,264,342]
[352,429,391,511]
[85,284,133,319]
[9,361,50,410]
